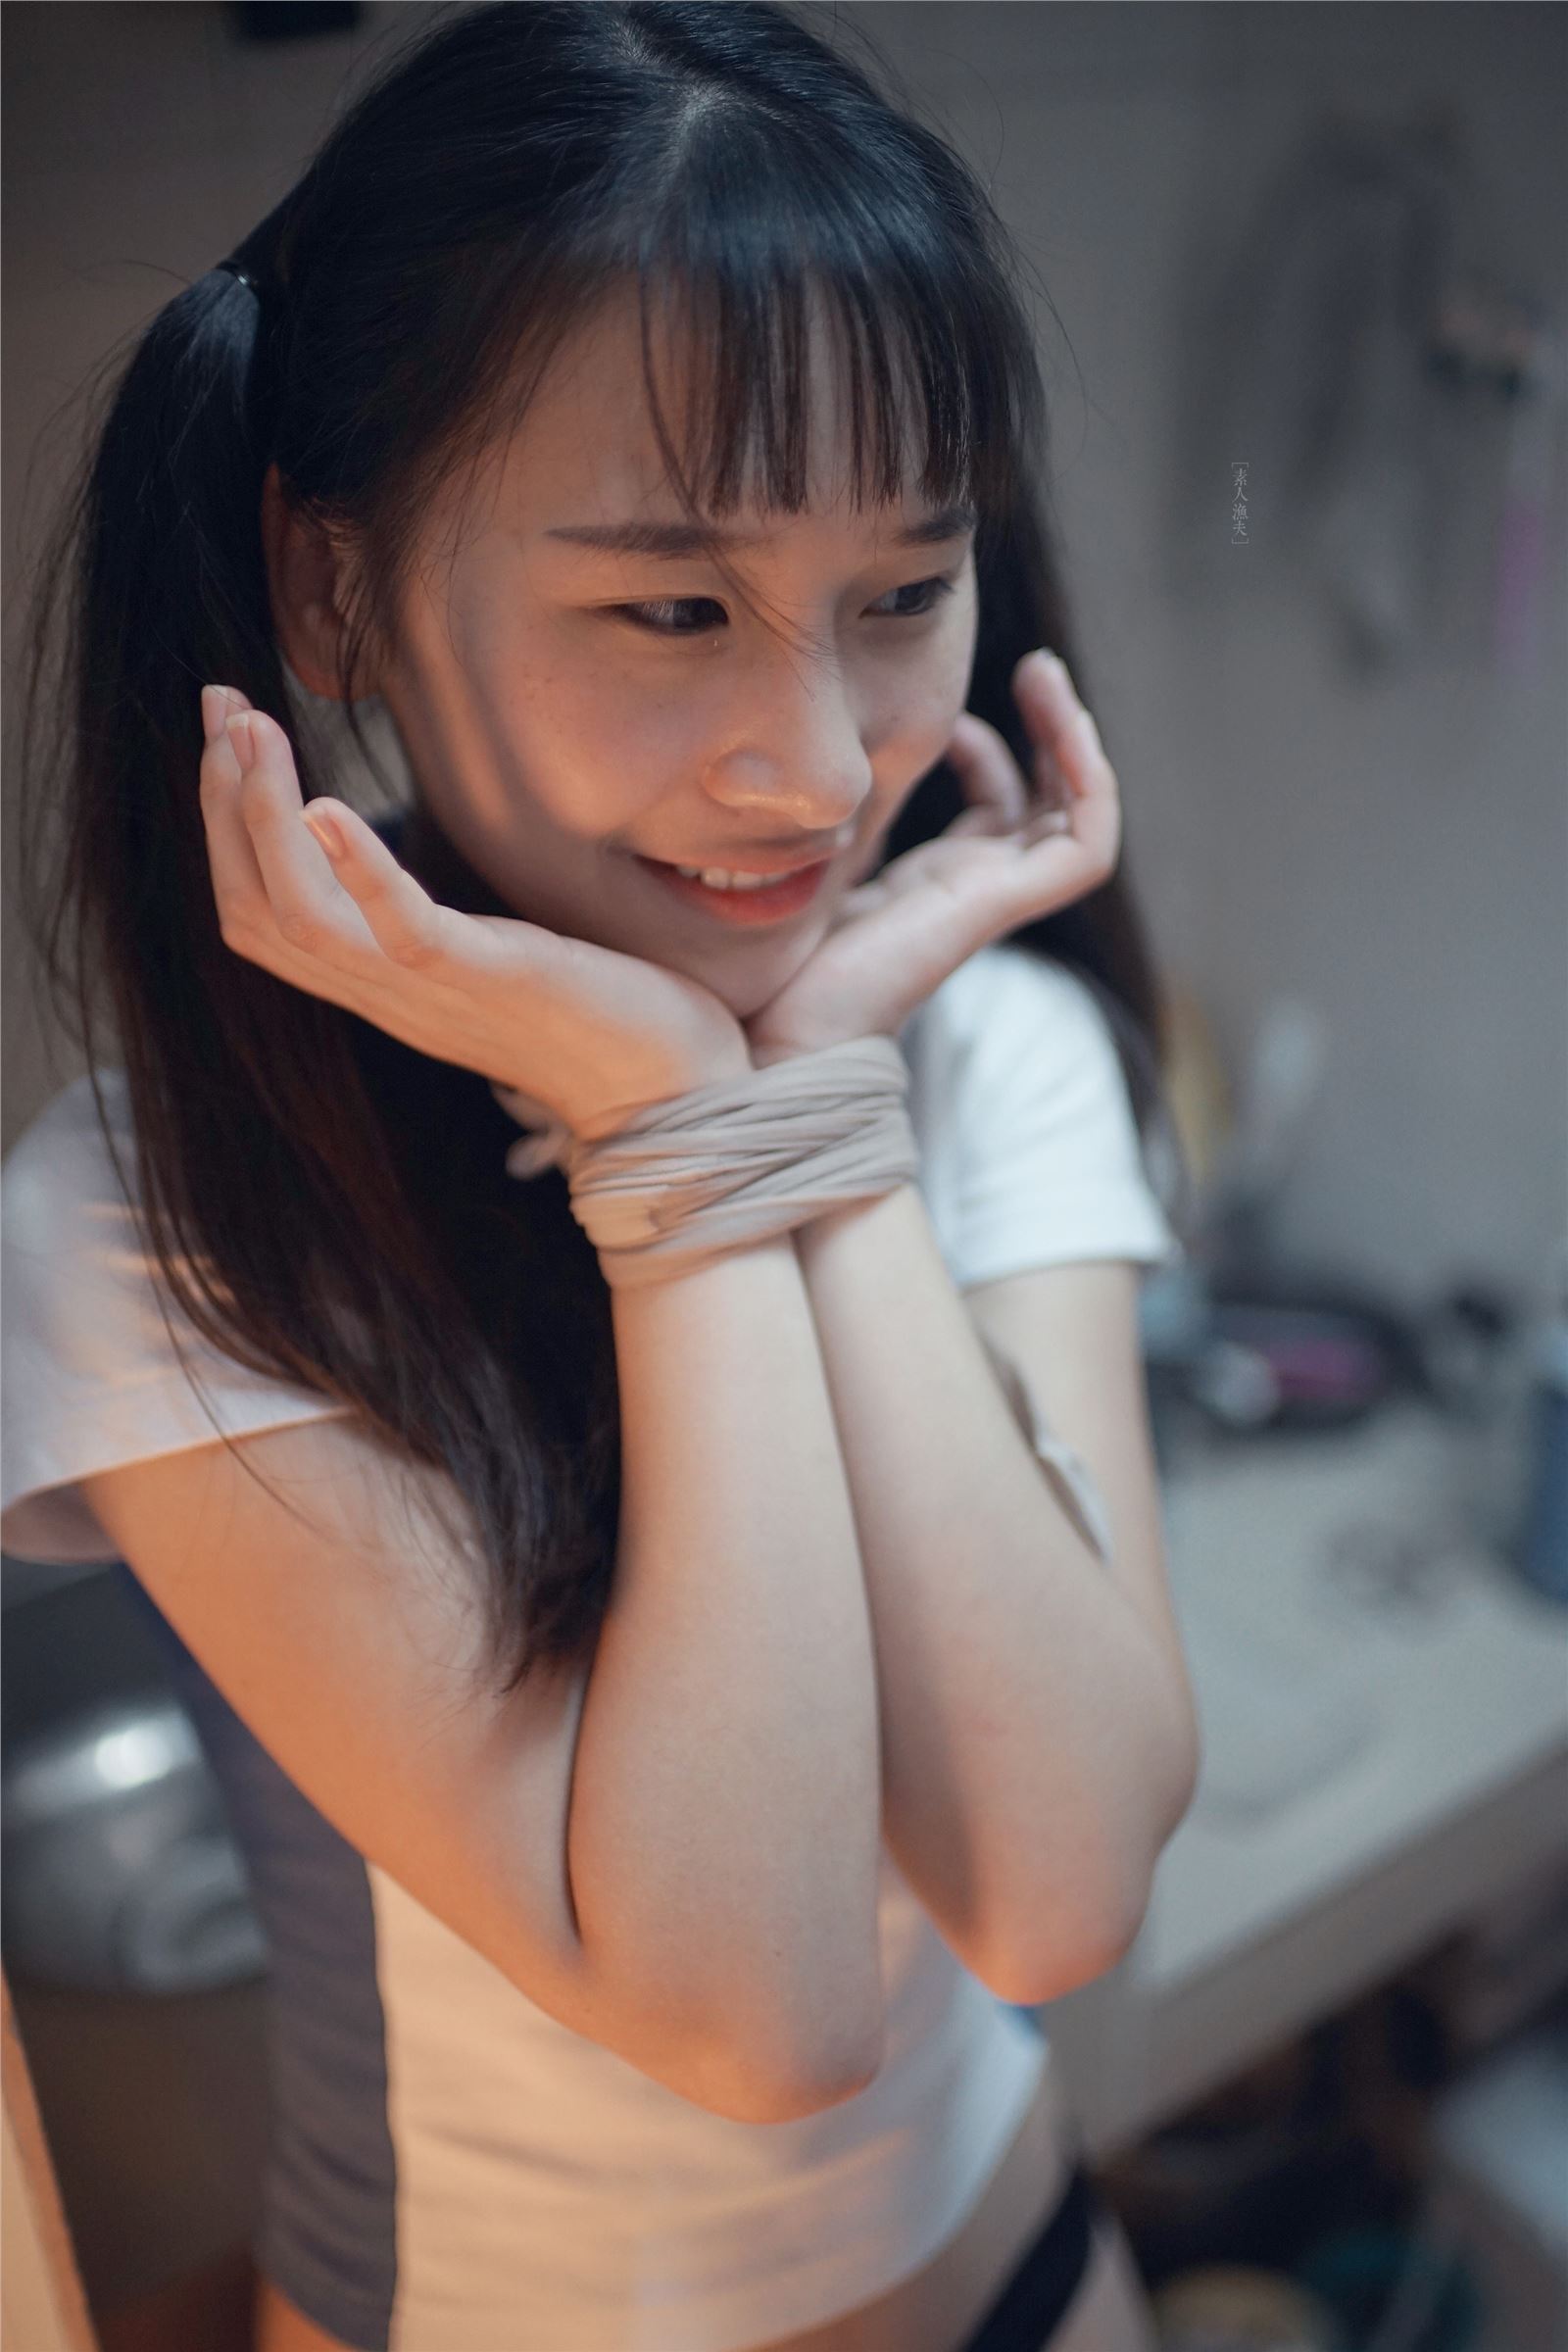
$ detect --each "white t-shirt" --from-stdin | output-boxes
[1,942,1181,2351]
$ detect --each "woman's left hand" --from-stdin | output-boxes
[744,650,1122,1066]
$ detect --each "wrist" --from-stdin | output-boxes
[534,1034,920,1287]
[795,1176,915,1257]
[569,1044,754,1144]
[745,1025,840,1070]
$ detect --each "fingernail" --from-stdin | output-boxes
[303,809,347,860]
[226,712,255,773]
[204,684,248,740]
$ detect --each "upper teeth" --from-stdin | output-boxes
[674,866,793,891]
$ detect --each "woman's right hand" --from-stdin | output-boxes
[199,687,752,1142]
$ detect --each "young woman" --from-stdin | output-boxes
[5,5,1200,2346]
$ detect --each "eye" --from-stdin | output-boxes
[612,596,726,638]
[872,575,959,622]
[608,574,959,639]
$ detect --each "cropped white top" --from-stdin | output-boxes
[2,939,1181,2350]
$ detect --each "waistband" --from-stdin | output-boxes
[958,2158,1101,2351]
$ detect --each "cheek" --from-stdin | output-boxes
[885,664,968,775]
[896,597,977,741]
[440,591,675,842]
[498,674,683,846]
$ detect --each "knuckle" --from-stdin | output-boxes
[239,772,274,825]
[275,905,326,955]
[383,927,445,971]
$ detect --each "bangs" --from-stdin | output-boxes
[346,53,1049,664]
[608,99,1045,547]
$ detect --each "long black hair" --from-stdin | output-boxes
[18,0,1194,1698]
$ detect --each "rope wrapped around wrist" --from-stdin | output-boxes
[490,1035,919,1291]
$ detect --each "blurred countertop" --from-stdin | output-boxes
[1040,1398,1568,2155]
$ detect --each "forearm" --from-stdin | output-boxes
[568,1232,885,2111]
[794,1180,1195,2004]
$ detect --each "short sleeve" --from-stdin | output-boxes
[2,1071,353,1566]
[904,943,1185,1291]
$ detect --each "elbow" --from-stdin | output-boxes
[709,2007,887,2125]
[786,1993,888,2115]
[1106,1642,1203,1912]
[762,2037,885,2123]
[1152,1663,1203,1846]
[976,1888,1143,2012]
[982,1694,1202,2014]
[708,1950,887,2123]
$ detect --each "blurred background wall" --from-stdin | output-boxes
[5,0,1565,1319]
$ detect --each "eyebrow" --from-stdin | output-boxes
[542,502,979,559]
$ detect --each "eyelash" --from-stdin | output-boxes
[608,574,959,639]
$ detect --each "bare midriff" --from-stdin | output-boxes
[254,2053,1071,2352]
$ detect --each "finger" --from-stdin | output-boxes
[1014,653,1109,802]
[197,693,483,1054]
[1010,753,1122,877]
[200,690,278,948]
[200,691,420,971]
[1007,661,1121,864]
[943,710,1039,832]
[200,682,247,741]
[239,715,494,980]
[200,695,400,1012]
[234,710,431,969]
[294,791,481,974]
[1052,699,1115,812]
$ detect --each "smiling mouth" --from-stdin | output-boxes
[632,854,833,922]
[638,851,841,879]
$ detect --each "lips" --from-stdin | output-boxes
[632,854,832,924]
[642,853,835,878]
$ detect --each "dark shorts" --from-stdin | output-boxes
[956,2158,1102,2351]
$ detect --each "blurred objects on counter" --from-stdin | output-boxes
[1429,2004,1568,2316]
[1145,974,1423,1437]
[1160,977,1237,1208]
[1510,1235,1568,1603]
[1102,1955,1556,2352]
[1296,2224,1484,2352]
[1144,976,1563,1610]
[1152,2264,1340,2351]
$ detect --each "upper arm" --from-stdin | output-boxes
[77,1415,779,2120]
[962,1259,1200,1792]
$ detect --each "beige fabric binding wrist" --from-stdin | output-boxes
[490,1036,1117,1567]
[490,1036,919,1291]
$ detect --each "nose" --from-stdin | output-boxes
[700,659,876,840]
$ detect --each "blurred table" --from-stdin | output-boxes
[1038,1399,1568,2155]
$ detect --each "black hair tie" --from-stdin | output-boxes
[214,180,304,306]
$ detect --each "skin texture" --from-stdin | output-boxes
[268,280,985,1026]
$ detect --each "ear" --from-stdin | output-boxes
[260,462,374,702]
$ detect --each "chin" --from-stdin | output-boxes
[684,920,832,1018]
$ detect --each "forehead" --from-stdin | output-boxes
[472,277,930,550]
